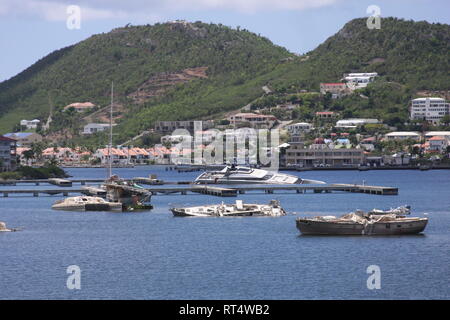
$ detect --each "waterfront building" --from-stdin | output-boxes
[410,97,450,124]
[82,123,116,135]
[3,132,43,147]
[384,131,421,141]
[427,136,449,153]
[285,137,364,167]
[94,148,128,165]
[0,135,17,171]
[63,102,96,113]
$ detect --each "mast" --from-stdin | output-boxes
[108,81,113,178]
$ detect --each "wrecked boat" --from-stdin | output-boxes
[51,196,123,211]
[368,205,411,215]
[171,200,286,217]
[0,221,12,232]
[296,209,428,235]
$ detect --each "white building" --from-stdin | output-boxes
[82,123,114,135]
[286,122,313,134]
[424,131,450,139]
[20,119,40,129]
[385,131,421,141]
[335,118,379,128]
[410,97,450,124]
[344,73,378,90]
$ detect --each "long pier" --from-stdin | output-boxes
[0,184,398,197]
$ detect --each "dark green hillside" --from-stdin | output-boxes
[0,17,448,144]
[0,21,291,133]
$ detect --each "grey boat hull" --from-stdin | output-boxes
[296,218,428,235]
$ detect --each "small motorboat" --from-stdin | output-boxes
[296,209,427,235]
[171,200,286,217]
[51,196,123,211]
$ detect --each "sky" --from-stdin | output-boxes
[0,0,449,82]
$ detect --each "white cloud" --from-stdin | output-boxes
[0,0,339,21]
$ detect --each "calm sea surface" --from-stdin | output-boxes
[0,166,449,299]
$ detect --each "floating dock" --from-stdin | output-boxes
[0,184,398,197]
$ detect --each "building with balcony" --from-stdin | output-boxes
[410,97,450,124]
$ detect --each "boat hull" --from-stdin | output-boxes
[296,218,428,235]
[52,203,123,211]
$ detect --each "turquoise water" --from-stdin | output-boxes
[0,166,449,299]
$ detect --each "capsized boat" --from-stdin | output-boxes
[296,209,427,235]
[368,205,411,215]
[103,175,153,210]
[0,221,12,232]
[171,200,286,217]
[194,165,325,185]
[51,196,123,211]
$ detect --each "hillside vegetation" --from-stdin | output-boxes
[0,18,448,145]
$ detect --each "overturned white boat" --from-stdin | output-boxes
[194,165,324,185]
[0,221,12,232]
[171,200,286,217]
[52,196,122,211]
[368,205,411,215]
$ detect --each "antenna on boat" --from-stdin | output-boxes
[108,81,113,179]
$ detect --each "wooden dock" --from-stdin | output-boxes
[0,184,398,198]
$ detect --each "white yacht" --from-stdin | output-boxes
[52,196,123,211]
[194,165,325,185]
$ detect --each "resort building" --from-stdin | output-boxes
[343,72,378,90]
[20,119,40,130]
[3,132,43,147]
[286,138,364,167]
[63,102,96,113]
[228,113,277,129]
[0,135,17,171]
[154,120,214,133]
[384,132,421,141]
[319,83,349,98]
[426,136,449,153]
[335,118,379,129]
[410,97,450,124]
[286,122,313,134]
[82,123,115,135]
[315,111,335,119]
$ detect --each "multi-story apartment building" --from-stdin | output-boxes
[0,135,17,171]
[286,138,364,167]
[410,97,450,124]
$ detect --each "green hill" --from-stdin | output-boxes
[0,17,448,144]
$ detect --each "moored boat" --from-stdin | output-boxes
[51,196,123,211]
[171,200,286,217]
[296,209,427,235]
[194,165,324,185]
